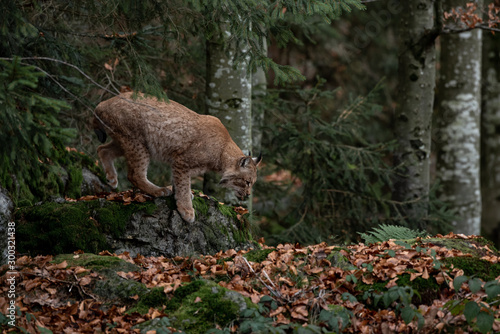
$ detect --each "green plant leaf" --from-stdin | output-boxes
[476,311,494,334]
[468,278,482,294]
[484,281,500,299]
[401,306,415,324]
[453,276,469,291]
[463,301,480,324]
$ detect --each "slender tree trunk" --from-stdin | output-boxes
[204,28,252,206]
[393,1,438,227]
[436,0,483,235]
[481,7,500,243]
[251,37,267,155]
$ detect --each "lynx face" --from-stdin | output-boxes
[219,156,261,200]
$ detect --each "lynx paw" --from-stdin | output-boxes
[107,177,118,189]
[151,186,173,197]
[177,206,195,223]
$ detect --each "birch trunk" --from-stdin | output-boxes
[481,16,500,243]
[436,0,483,235]
[251,37,267,155]
[204,29,252,206]
[393,1,437,227]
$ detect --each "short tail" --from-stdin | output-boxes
[93,115,107,143]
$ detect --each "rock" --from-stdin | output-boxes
[80,167,111,195]
[15,195,252,258]
[0,186,14,265]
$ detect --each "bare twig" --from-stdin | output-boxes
[240,256,289,303]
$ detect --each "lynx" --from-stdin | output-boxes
[93,92,261,223]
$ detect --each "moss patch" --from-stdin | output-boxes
[327,250,353,270]
[15,200,157,256]
[192,196,210,217]
[244,248,275,262]
[216,202,237,219]
[442,257,500,282]
[396,274,441,305]
[411,237,500,258]
[127,287,168,314]
[52,253,149,305]
[165,279,252,334]
[65,164,84,199]
[355,274,441,306]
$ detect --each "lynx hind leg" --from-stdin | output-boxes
[123,142,172,197]
[172,168,195,223]
[97,140,124,189]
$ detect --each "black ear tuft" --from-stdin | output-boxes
[253,152,262,165]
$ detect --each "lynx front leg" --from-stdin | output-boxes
[97,140,124,188]
[172,168,195,223]
[123,141,172,197]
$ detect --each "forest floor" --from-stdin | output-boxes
[1,233,500,333]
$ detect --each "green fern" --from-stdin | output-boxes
[358,224,428,245]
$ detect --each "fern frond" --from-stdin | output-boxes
[359,224,428,245]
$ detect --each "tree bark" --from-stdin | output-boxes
[393,0,438,227]
[435,0,483,236]
[252,37,267,155]
[204,28,252,206]
[481,6,500,243]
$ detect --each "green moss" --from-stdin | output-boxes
[16,202,109,255]
[52,253,138,272]
[65,165,84,199]
[406,237,498,258]
[192,196,210,217]
[355,279,388,294]
[244,249,275,262]
[442,257,500,282]
[67,150,106,184]
[217,202,237,219]
[15,200,157,255]
[396,274,441,305]
[355,273,441,306]
[327,250,352,270]
[166,280,246,334]
[52,252,149,304]
[128,288,169,314]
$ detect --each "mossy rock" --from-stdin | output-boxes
[163,279,254,334]
[127,287,169,314]
[442,257,500,282]
[410,237,499,258]
[53,253,149,305]
[52,253,139,273]
[14,200,157,256]
[14,191,253,258]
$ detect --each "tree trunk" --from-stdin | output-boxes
[435,0,483,236]
[393,1,438,227]
[204,28,252,206]
[252,37,267,155]
[481,7,500,244]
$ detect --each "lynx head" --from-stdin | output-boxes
[219,153,262,200]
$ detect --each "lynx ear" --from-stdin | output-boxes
[239,156,252,168]
[253,152,262,166]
